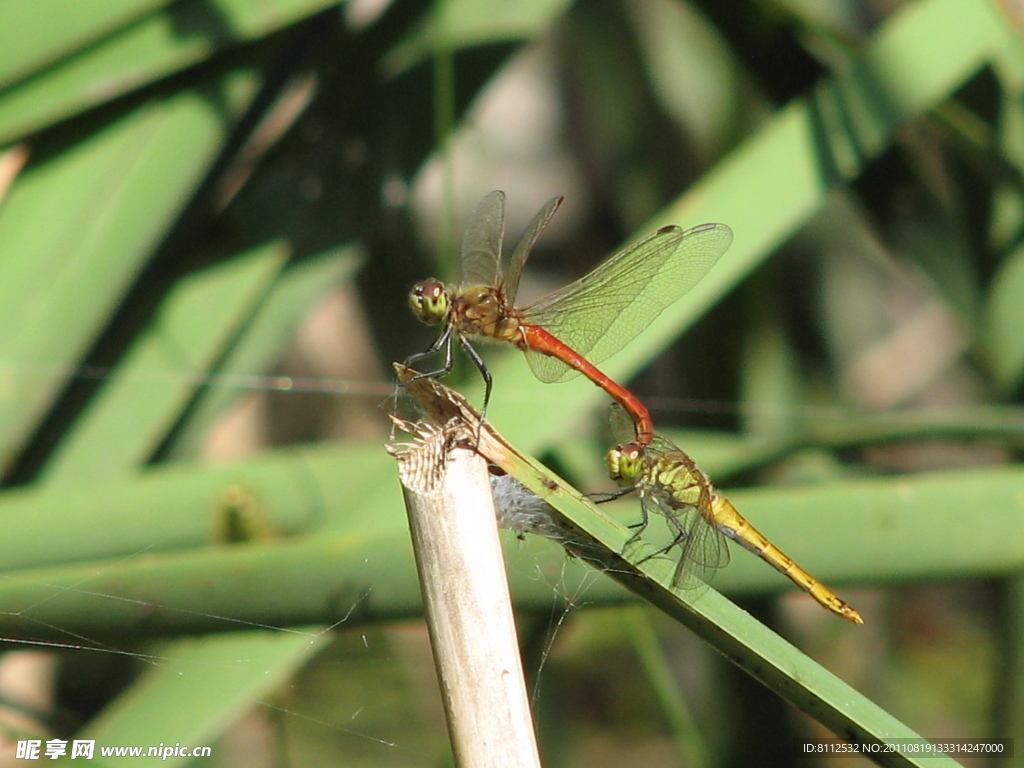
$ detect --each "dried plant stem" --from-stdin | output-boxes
[392,420,541,768]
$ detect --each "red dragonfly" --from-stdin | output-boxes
[406,191,732,445]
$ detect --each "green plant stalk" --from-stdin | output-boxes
[396,369,957,766]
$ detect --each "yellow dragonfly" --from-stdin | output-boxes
[605,406,863,624]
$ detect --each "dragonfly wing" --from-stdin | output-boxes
[608,402,635,444]
[523,222,732,383]
[650,491,730,590]
[460,191,506,287]
[503,195,563,306]
[523,347,573,383]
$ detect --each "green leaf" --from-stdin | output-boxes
[0,0,344,142]
[483,0,1012,453]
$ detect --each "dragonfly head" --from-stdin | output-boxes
[606,442,645,488]
[409,280,450,325]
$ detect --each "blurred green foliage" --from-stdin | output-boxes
[0,0,1022,765]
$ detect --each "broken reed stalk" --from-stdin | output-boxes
[389,370,542,768]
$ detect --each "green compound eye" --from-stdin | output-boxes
[606,443,644,487]
[409,280,449,325]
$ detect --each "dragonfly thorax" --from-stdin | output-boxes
[650,455,710,511]
[408,280,450,326]
[450,285,520,342]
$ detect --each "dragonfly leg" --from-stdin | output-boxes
[662,511,690,549]
[635,530,690,564]
[587,487,634,505]
[404,325,454,381]
[403,332,492,444]
[633,500,691,563]
[623,495,651,547]
[457,337,493,419]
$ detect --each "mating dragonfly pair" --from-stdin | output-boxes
[405,191,862,625]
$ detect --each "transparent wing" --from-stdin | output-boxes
[522,222,732,383]
[460,190,506,287]
[608,401,636,445]
[650,487,731,590]
[502,195,563,306]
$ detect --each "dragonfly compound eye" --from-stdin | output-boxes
[606,447,624,484]
[409,280,449,325]
[607,443,645,487]
[607,444,643,487]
